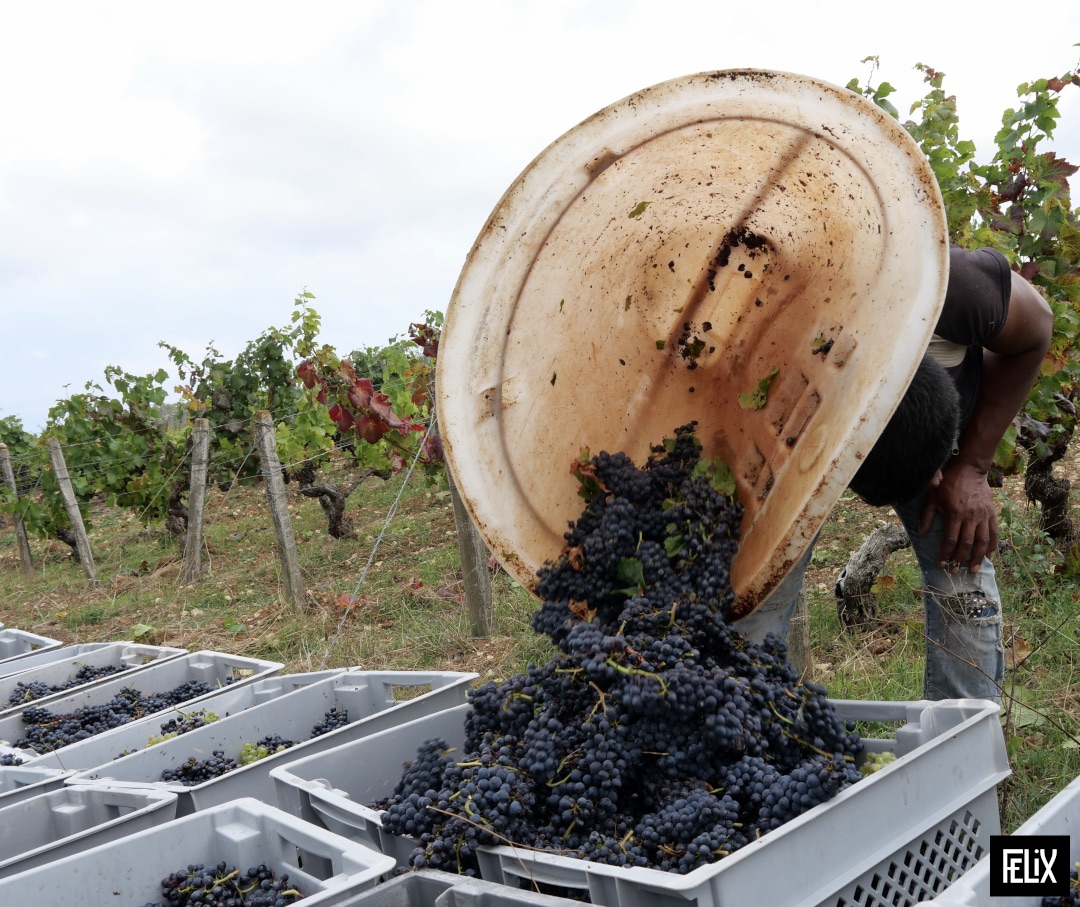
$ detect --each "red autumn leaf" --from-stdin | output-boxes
[1048,77,1066,92]
[409,323,440,359]
[355,413,388,444]
[347,378,374,411]
[422,431,444,463]
[1019,260,1042,282]
[328,404,354,433]
[297,360,319,389]
[316,387,327,405]
[411,386,429,406]
[1041,151,1079,189]
[337,359,359,384]
[370,391,412,429]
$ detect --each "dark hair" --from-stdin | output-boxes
[848,355,960,507]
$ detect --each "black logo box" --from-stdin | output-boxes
[989,834,1071,897]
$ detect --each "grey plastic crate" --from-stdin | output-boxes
[24,667,349,772]
[0,641,187,714]
[0,629,63,666]
[0,783,178,877]
[923,771,1080,906]
[333,869,588,907]
[0,765,77,808]
[70,670,477,815]
[271,698,1009,907]
[0,796,395,905]
[271,704,470,866]
[0,642,127,679]
[0,649,283,757]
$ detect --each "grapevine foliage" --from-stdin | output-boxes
[296,308,444,475]
[162,294,323,490]
[0,367,188,551]
[377,425,864,875]
[848,56,1080,548]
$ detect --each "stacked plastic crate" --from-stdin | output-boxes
[0,633,481,904]
[0,629,1034,907]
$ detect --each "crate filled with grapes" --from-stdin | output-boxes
[0,797,394,905]
[0,641,187,716]
[67,669,476,815]
[17,668,347,774]
[0,650,283,761]
[0,641,129,680]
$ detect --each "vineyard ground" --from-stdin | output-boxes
[0,446,1078,833]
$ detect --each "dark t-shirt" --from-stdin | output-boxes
[932,245,1012,429]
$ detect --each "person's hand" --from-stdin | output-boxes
[919,462,998,573]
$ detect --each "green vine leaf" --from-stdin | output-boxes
[614,557,646,597]
[737,366,780,410]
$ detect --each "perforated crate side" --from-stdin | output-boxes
[922,771,1080,906]
[830,788,996,907]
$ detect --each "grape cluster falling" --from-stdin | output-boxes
[379,424,864,875]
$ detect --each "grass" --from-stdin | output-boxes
[0,448,1078,834]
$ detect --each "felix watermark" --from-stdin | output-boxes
[990,835,1070,897]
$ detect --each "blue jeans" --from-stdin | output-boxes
[734,490,1005,703]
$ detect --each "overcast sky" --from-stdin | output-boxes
[2,1,1078,432]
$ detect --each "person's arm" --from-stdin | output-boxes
[920,271,1054,572]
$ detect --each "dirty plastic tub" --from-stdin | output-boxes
[437,69,950,615]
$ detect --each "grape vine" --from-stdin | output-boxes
[849,56,1080,552]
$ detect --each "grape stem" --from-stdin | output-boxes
[604,658,669,695]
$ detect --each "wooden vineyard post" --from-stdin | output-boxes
[0,444,35,578]
[447,466,494,638]
[45,437,97,583]
[254,411,306,610]
[180,419,210,584]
